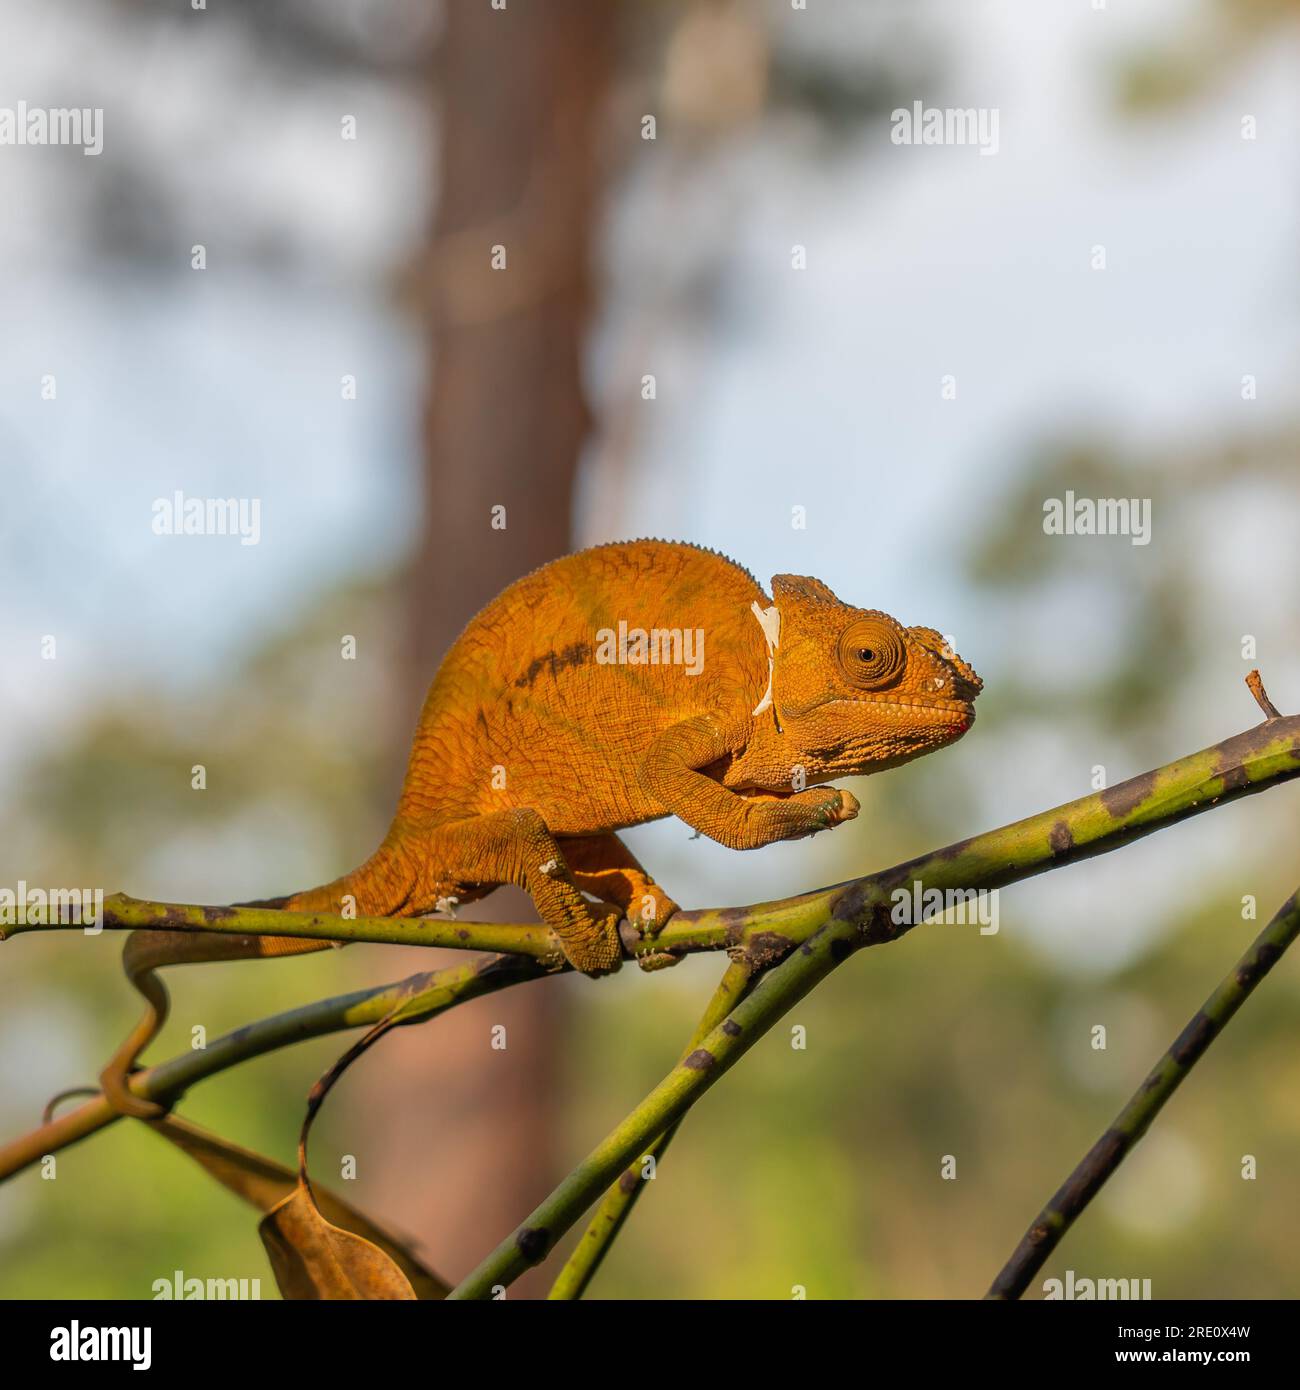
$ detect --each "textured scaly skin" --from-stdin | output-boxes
[284,539,983,972]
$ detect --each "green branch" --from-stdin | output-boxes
[0,953,548,1183]
[448,917,853,1298]
[0,894,567,958]
[985,883,1300,1300]
[445,708,1300,1298]
[547,958,756,1300]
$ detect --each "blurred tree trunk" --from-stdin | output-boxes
[359,0,614,1294]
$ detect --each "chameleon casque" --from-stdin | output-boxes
[103,539,981,1115]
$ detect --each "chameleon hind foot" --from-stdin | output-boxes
[557,901,625,974]
[412,810,630,976]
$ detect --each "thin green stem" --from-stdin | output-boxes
[547,958,756,1300]
[985,884,1300,1300]
[448,919,855,1299]
[0,894,567,957]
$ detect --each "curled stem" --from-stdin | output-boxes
[0,953,548,1183]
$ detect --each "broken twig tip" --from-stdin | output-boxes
[1245,669,1283,721]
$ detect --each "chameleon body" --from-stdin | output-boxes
[284,538,982,971]
[102,539,980,1116]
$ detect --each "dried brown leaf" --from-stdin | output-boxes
[258,1182,417,1301]
[146,1113,449,1298]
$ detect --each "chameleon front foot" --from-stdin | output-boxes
[632,946,680,972]
[625,884,681,972]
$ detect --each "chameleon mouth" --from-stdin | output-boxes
[829,695,975,719]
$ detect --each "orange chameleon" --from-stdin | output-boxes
[283,538,981,968]
[103,539,980,1114]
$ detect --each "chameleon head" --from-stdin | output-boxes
[765,574,982,776]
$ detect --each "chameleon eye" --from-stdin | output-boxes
[838,617,904,689]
